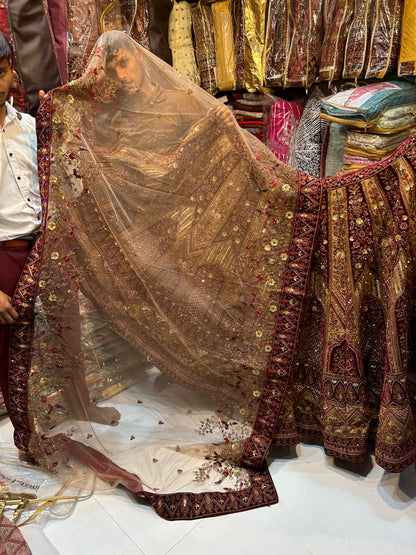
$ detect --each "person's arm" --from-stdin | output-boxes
[0,291,18,324]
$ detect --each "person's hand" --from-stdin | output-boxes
[39,90,45,102]
[208,104,235,129]
[0,290,18,325]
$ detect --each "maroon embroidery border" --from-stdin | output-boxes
[68,438,278,521]
[242,172,323,468]
[9,94,52,452]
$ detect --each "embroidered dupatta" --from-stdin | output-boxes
[9,31,416,520]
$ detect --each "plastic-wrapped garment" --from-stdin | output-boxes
[67,0,101,81]
[244,0,268,91]
[286,0,324,88]
[122,0,150,49]
[366,103,416,133]
[99,0,150,50]
[324,122,348,176]
[233,0,245,90]
[169,0,200,85]
[0,3,25,112]
[266,98,304,163]
[99,0,124,31]
[365,0,402,79]
[211,0,236,91]
[342,0,372,80]
[191,2,218,94]
[345,127,416,157]
[319,0,354,82]
[398,0,416,76]
[291,87,327,177]
[320,82,416,127]
[263,0,291,88]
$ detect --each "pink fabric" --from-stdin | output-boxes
[266,99,304,164]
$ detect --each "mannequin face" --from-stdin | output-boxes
[105,47,144,96]
[0,58,13,108]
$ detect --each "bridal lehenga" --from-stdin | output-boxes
[9,32,416,519]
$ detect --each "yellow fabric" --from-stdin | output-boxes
[244,0,268,91]
[168,1,201,85]
[211,0,236,91]
[399,0,416,64]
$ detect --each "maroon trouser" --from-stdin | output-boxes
[0,245,32,417]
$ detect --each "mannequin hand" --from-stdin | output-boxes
[0,290,18,325]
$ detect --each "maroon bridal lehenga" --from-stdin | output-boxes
[9,31,416,520]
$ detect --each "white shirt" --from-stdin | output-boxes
[0,101,41,241]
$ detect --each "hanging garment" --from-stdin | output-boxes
[263,0,291,88]
[319,0,354,83]
[342,0,372,80]
[168,0,200,85]
[191,2,218,94]
[211,0,236,91]
[10,31,416,521]
[398,0,416,76]
[66,0,101,81]
[364,0,402,80]
[243,0,268,91]
[286,0,324,88]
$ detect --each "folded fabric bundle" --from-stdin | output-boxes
[232,100,266,112]
[365,102,416,133]
[345,127,415,154]
[343,152,378,166]
[233,110,265,119]
[320,81,416,127]
[344,144,399,161]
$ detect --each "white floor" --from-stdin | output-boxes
[1,416,415,555]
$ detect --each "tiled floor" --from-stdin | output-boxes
[1,416,415,555]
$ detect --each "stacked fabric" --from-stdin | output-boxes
[230,92,270,142]
[320,81,416,173]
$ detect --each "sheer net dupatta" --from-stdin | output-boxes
[22,31,320,519]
